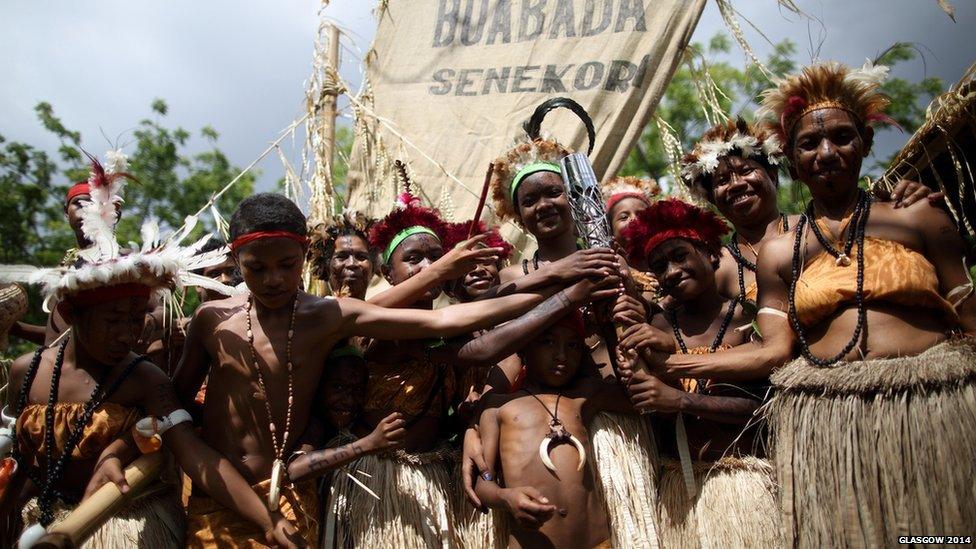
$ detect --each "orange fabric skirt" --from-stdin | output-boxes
[186,478,319,548]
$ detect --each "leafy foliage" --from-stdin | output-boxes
[620,34,943,214]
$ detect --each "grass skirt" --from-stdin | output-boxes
[23,483,184,548]
[767,340,976,547]
[589,412,661,549]
[657,456,783,548]
[335,445,459,549]
[450,459,495,549]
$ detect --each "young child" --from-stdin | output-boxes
[481,97,658,547]
[475,313,633,549]
[174,192,556,547]
[617,198,781,547]
[0,154,290,548]
[287,346,405,549]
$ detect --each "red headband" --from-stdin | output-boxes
[606,192,651,214]
[66,182,91,204]
[229,231,310,252]
[65,283,152,308]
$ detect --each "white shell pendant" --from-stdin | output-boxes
[537,418,587,474]
[269,459,284,512]
[835,254,852,267]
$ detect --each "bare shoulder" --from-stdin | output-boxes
[886,199,956,234]
[757,231,795,265]
[481,390,519,412]
[193,294,246,328]
[5,351,38,406]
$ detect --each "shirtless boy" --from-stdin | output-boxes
[475,314,633,549]
[174,193,555,546]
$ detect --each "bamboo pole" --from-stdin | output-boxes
[306,23,342,297]
[36,452,164,548]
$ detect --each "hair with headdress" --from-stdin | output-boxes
[490,98,595,222]
[621,198,729,265]
[307,209,376,280]
[442,220,514,263]
[757,60,895,145]
[681,117,784,199]
[601,176,660,213]
[0,150,237,313]
[369,192,449,264]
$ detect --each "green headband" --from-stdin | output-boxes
[328,344,364,362]
[383,226,439,263]
[510,162,561,203]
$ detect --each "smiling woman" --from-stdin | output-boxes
[754,60,976,545]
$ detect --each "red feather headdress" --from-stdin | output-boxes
[621,199,729,264]
[369,193,449,263]
[442,220,513,261]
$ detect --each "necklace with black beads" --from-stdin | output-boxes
[787,190,871,366]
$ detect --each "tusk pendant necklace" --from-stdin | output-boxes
[522,389,587,474]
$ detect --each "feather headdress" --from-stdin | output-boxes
[600,176,660,212]
[369,192,449,264]
[756,60,895,142]
[681,118,784,196]
[307,209,376,280]
[620,199,729,265]
[442,219,513,262]
[490,97,594,221]
[0,151,238,311]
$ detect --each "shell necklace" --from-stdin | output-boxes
[245,293,299,511]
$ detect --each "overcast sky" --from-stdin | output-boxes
[2,1,972,194]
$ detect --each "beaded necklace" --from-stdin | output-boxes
[666,296,741,356]
[244,293,299,511]
[13,338,143,525]
[787,190,871,366]
[726,214,789,299]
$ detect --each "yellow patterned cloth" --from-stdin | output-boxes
[186,478,319,548]
[17,402,139,468]
[365,347,456,418]
[794,236,955,327]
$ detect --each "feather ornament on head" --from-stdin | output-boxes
[681,118,784,197]
[490,97,595,221]
[307,208,376,279]
[756,60,895,143]
[0,150,239,312]
[369,192,448,264]
[77,150,136,263]
[442,219,513,262]
[620,199,730,265]
[601,176,660,212]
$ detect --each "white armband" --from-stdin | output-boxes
[0,406,17,458]
[947,283,974,309]
[757,307,789,319]
[135,409,193,437]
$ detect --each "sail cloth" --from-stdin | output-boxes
[346,0,706,240]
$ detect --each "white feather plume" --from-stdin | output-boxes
[846,59,890,88]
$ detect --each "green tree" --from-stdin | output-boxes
[1,100,256,349]
[622,34,943,214]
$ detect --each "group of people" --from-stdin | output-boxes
[0,59,973,549]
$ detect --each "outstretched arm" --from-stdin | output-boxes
[340,286,559,341]
[457,278,620,367]
[478,248,621,301]
[369,235,503,308]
